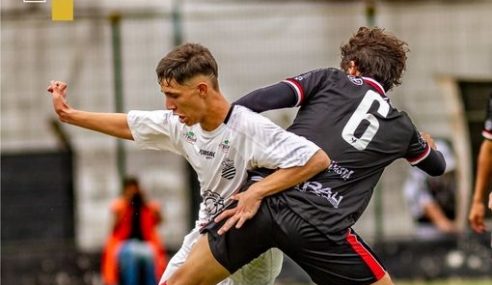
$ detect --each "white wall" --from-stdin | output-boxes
[2,0,491,250]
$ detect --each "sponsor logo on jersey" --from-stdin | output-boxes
[184,131,197,144]
[296,181,343,208]
[327,161,354,180]
[199,149,215,159]
[203,190,225,216]
[348,75,363,86]
[221,159,236,180]
[219,139,231,153]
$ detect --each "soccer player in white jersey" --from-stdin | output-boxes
[47,43,329,285]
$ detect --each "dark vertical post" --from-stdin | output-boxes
[110,12,126,181]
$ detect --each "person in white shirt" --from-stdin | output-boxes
[47,42,329,285]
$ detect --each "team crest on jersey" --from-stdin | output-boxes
[203,190,226,216]
[348,75,363,86]
[183,131,197,144]
[221,159,236,180]
[219,139,231,153]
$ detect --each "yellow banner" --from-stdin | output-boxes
[52,0,73,21]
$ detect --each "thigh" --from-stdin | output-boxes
[275,209,386,285]
[204,201,276,274]
[167,234,230,285]
[160,228,200,283]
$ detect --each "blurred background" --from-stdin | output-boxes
[1,0,491,284]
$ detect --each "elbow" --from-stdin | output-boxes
[314,149,330,171]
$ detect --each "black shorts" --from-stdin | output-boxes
[202,188,386,285]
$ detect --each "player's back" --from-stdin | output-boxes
[279,68,428,237]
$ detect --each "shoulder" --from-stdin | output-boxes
[110,198,127,212]
[229,105,277,130]
[291,67,342,82]
[128,110,177,124]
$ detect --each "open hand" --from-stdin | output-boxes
[214,188,263,235]
[468,201,486,233]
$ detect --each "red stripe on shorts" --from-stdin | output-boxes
[346,229,385,280]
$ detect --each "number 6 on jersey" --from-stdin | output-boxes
[342,90,390,150]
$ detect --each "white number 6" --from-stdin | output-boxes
[342,90,390,150]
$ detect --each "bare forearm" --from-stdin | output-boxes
[60,109,133,140]
[424,202,455,232]
[48,80,133,140]
[472,140,492,203]
[251,149,329,198]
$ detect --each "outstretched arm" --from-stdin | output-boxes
[469,139,492,233]
[234,82,298,112]
[47,80,133,140]
[215,149,330,235]
[409,132,446,177]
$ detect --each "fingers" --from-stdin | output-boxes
[470,222,485,233]
[469,215,485,233]
[47,80,67,92]
[214,208,236,223]
[235,215,248,229]
[218,215,239,235]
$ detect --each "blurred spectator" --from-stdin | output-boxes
[101,177,168,285]
[404,140,458,239]
[469,93,492,234]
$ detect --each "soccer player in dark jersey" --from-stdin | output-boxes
[468,93,492,233]
[163,27,446,285]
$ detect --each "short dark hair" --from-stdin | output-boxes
[123,176,139,188]
[156,43,219,90]
[340,27,409,92]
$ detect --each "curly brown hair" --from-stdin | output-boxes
[340,27,409,92]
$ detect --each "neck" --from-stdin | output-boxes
[200,93,230,131]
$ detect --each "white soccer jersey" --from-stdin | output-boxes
[128,105,319,227]
[128,105,319,285]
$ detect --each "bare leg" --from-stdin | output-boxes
[166,234,230,285]
[371,272,393,285]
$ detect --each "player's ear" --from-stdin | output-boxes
[197,82,208,97]
[347,61,360,76]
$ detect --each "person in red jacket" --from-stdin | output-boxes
[102,177,168,285]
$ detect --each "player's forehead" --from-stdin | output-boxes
[159,78,187,94]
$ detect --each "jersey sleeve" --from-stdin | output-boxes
[127,110,181,153]
[233,83,298,112]
[234,107,320,169]
[405,126,446,176]
[282,68,335,106]
[405,128,431,165]
[482,94,492,140]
